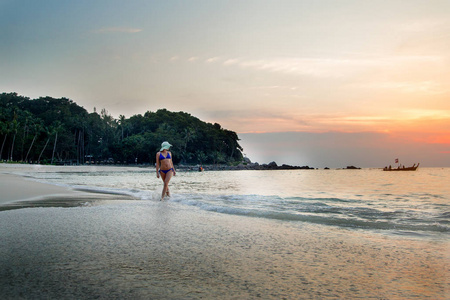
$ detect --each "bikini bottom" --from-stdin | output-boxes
[159,168,174,174]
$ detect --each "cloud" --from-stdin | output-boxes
[157,53,443,83]
[398,18,449,33]
[188,56,199,62]
[203,109,312,134]
[236,57,368,78]
[93,27,143,34]
[223,59,240,66]
[205,57,220,63]
[235,55,443,78]
[402,109,450,120]
[347,80,447,95]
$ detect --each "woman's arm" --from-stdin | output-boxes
[170,152,176,175]
[156,152,160,178]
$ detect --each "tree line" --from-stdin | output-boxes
[0,93,243,165]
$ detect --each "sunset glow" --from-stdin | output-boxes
[1,0,449,166]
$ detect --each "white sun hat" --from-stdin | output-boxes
[160,141,172,151]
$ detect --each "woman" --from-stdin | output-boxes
[156,141,176,201]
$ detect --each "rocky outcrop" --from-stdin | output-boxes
[176,162,316,171]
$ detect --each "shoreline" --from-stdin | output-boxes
[4,161,443,172]
[1,161,317,171]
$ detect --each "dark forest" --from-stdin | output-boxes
[0,93,243,165]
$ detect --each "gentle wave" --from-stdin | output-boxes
[50,183,449,234]
[24,169,450,236]
[167,193,450,234]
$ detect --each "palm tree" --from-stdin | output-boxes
[38,126,52,163]
[118,114,126,141]
[9,119,19,161]
[196,151,208,165]
[0,121,9,161]
[182,127,196,163]
[51,121,63,164]
[19,110,34,161]
[25,121,43,162]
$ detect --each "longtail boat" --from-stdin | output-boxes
[383,163,419,171]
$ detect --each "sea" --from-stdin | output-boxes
[1,165,449,299]
[15,165,450,239]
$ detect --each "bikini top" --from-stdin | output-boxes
[159,152,171,160]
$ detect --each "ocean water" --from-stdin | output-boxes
[17,165,450,239]
[1,165,449,299]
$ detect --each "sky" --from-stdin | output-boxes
[1,0,449,167]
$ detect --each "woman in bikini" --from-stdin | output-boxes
[156,141,176,201]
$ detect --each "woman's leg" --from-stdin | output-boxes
[159,172,166,200]
[160,170,173,200]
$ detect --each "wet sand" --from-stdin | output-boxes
[0,170,448,299]
[0,171,135,211]
[0,173,76,204]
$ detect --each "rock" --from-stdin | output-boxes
[268,161,278,168]
[174,161,317,171]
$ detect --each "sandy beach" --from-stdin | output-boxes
[0,173,91,206]
[0,168,136,210]
[0,167,449,299]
